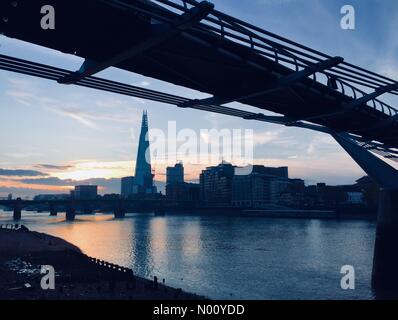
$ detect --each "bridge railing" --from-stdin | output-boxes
[144,0,398,117]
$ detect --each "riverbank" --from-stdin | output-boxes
[0,225,204,300]
[240,209,376,220]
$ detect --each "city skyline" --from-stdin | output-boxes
[1,0,398,303]
[1,0,398,197]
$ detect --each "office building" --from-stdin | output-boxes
[200,162,235,206]
[33,194,70,201]
[166,183,200,202]
[121,111,157,197]
[121,176,135,198]
[134,111,156,194]
[73,185,98,200]
[232,165,294,208]
[166,162,184,185]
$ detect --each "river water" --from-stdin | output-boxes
[0,211,376,300]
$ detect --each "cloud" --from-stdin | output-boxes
[17,177,123,195]
[20,177,65,186]
[49,107,98,128]
[5,78,38,106]
[5,77,138,129]
[5,78,99,128]
[306,134,340,155]
[0,186,64,198]
[47,105,137,128]
[5,89,35,106]
[20,176,119,188]
[0,169,47,177]
[35,164,74,170]
[95,97,140,112]
[252,130,286,146]
[4,152,44,159]
[307,143,315,154]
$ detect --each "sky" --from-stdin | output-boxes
[1,0,398,197]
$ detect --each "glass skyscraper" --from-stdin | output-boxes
[134,111,155,194]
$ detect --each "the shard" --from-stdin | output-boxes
[134,111,155,194]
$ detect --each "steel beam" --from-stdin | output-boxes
[297,82,398,123]
[2,53,397,163]
[333,133,398,189]
[367,113,398,135]
[338,82,398,112]
[58,1,214,84]
[179,56,343,107]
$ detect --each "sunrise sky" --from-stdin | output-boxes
[1,0,398,197]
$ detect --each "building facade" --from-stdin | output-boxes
[346,192,365,205]
[166,183,200,202]
[166,162,184,185]
[121,176,135,198]
[231,165,297,208]
[121,111,157,198]
[232,173,272,208]
[73,185,98,200]
[33,194,70,201]
[134,111,156,194]
[200,162,235,206]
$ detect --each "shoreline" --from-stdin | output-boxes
[0,225,205,300]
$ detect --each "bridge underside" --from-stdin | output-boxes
[1,0,398,150]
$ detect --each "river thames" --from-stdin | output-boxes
[0,211,376,300]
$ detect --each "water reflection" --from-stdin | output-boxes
[0,211,376,300]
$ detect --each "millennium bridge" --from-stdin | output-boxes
[1,0,398,292]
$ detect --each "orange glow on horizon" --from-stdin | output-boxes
[53,161,133,181]
[0,179,73,192]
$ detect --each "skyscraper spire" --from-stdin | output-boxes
[134,110,154,193]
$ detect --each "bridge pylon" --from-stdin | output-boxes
[114,201,126,219]
[333,133,398,295]
[66,202,76,221]
[372,189,398,295]
[13,199,22,221]
[49,204,58,216]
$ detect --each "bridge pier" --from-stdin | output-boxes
[372,189,398,293]
[333,133,398,294]
[154,209,166,216]
[66,202,76,221]
[49,204,58,216]
[13,204,21,221]
[83,204,93,215]
[114,208,125,219]
[114,202,125,219]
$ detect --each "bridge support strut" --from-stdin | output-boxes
[333,133,398,294]
[114,201,126,219]
[13,202,21,221]
[114,208,125,219]
[49,204,58,216]
[66,202,76,221]
[58,1,214,84]
[372,189,398,294]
